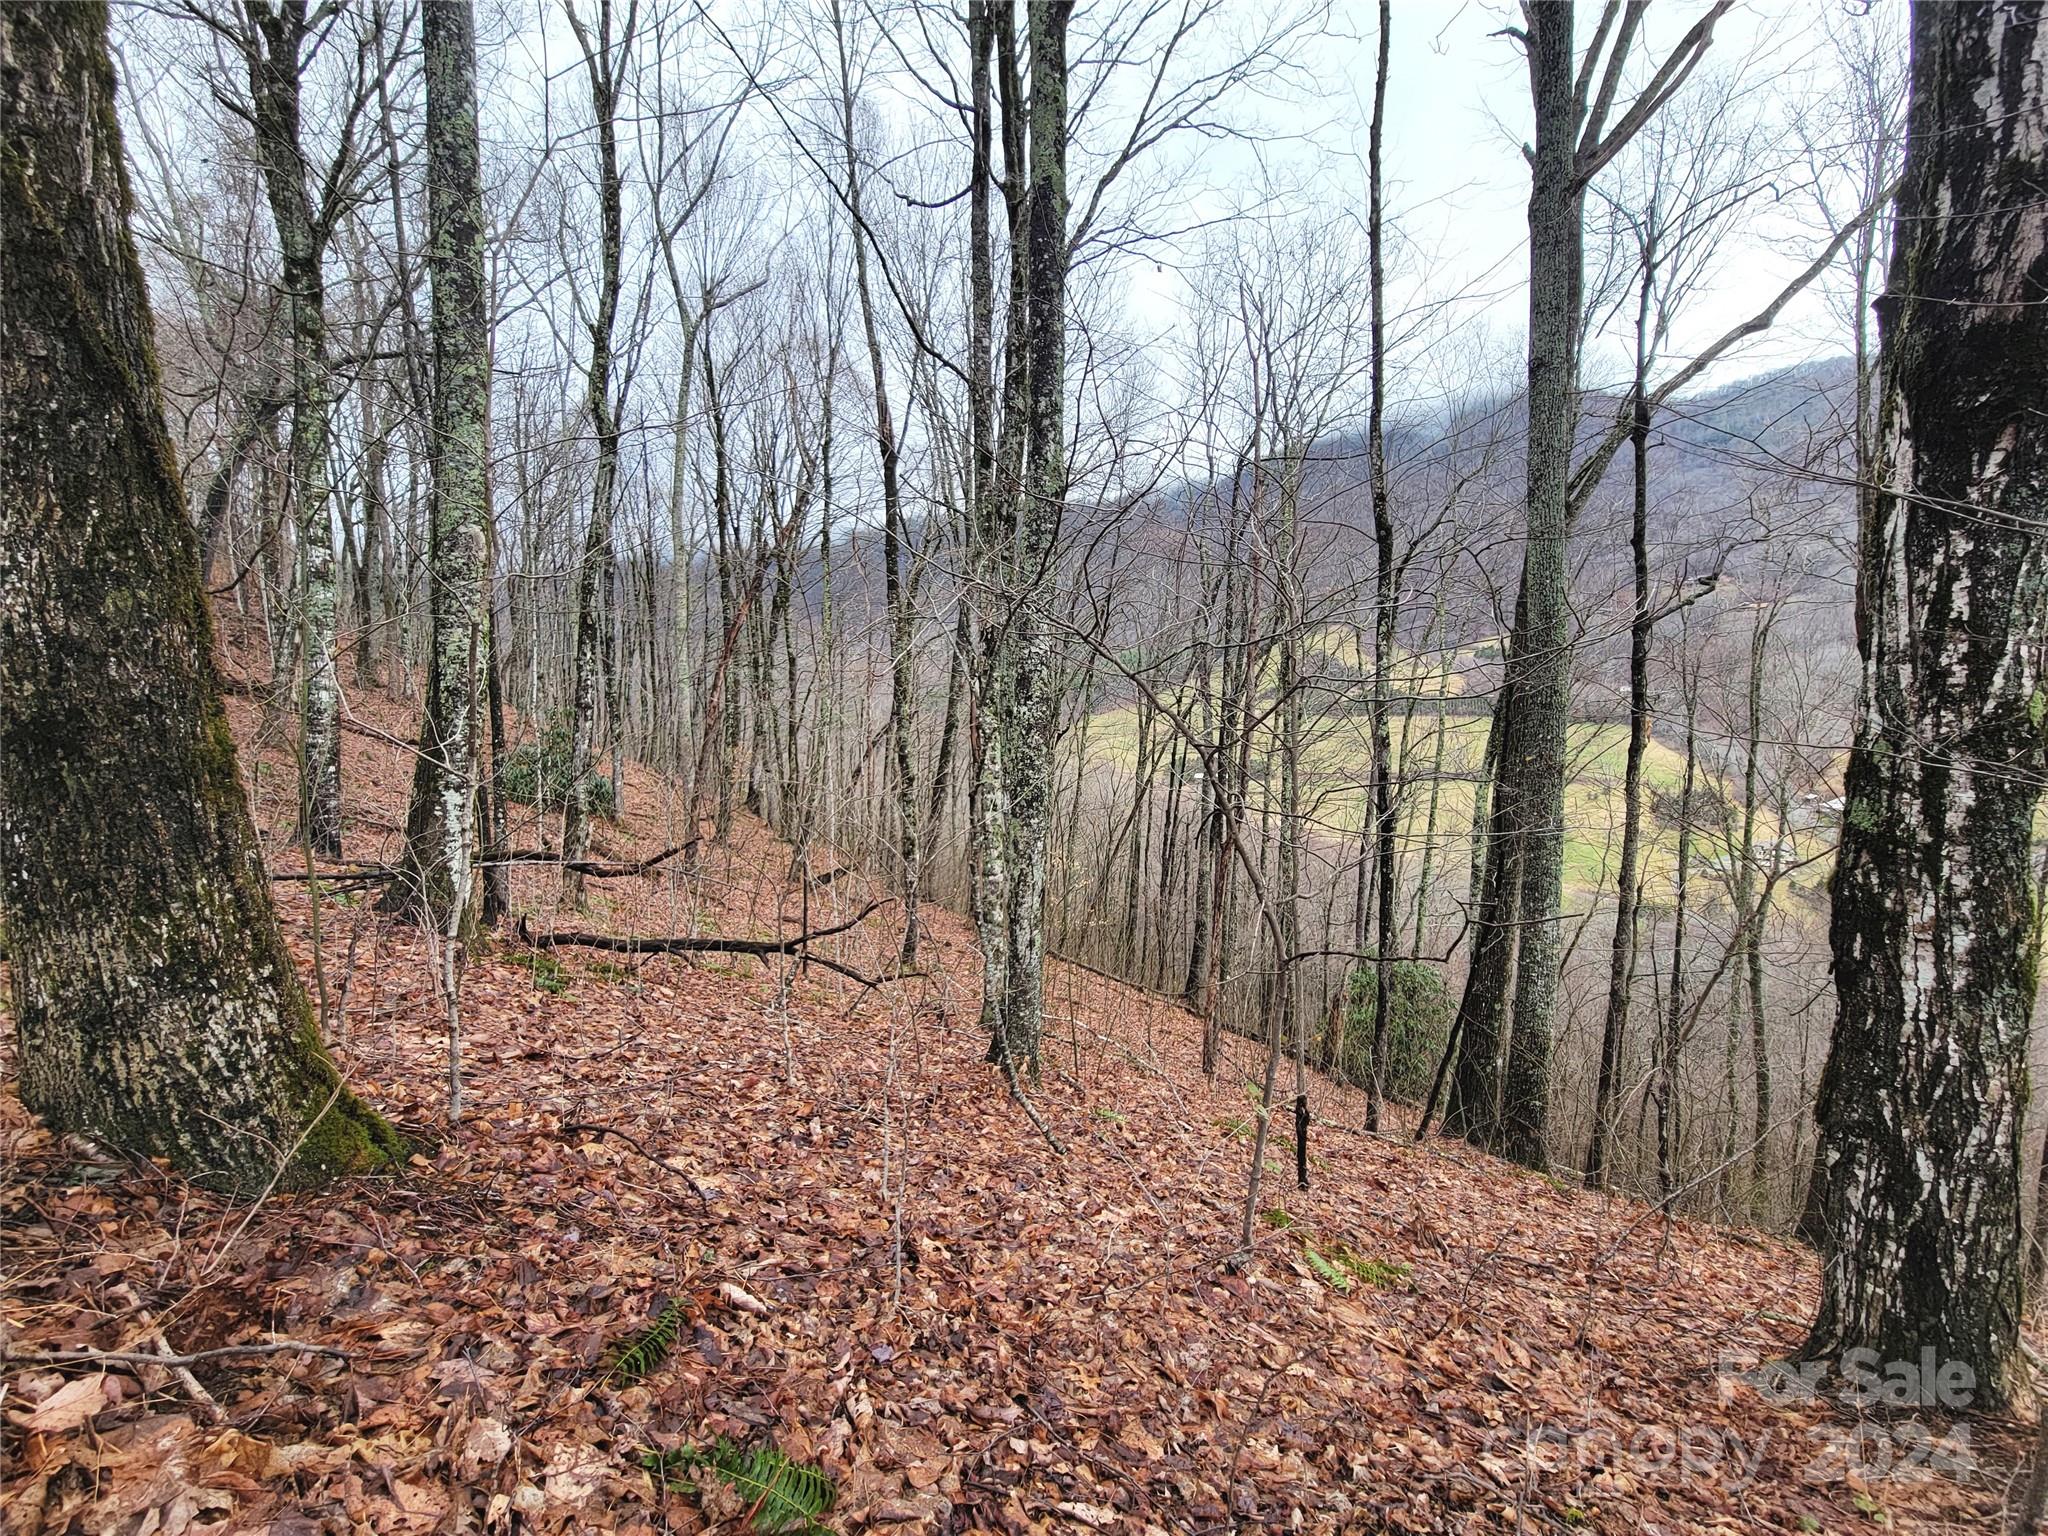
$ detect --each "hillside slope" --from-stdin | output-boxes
[0,647,2022,1534]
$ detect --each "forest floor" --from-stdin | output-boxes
[0,630,2033,1535]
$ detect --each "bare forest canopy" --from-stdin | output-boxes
[7,1,2048,1533]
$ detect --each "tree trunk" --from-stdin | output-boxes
[1587,377,1653,1188]
[1804,0,2048,1413]
[0,0,400,1192]
[1274,451,1305,1121]
[353,369,390,690]
[560,0,629,904]
[984,0,1071,1076]
[1494,1,1583,1171]
[1656,671,1699,1208]
[1182,586,1219,1010]
[389,0,491,936]
[1363,0,1397,1132]
[965,0,1008,1049]
[198,389,284,589]
[832,1,922,966]
[243,1,344,857]
[1737,608,1777,1205]
[1445,685,1518,1143]
[1409,632,1450,954]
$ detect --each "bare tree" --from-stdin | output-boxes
[560,0,637,903]
[195,0,390,855]
[1447,0,1735,1161]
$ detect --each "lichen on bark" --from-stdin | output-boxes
[1805,0,2048,1410]
[0,0,400,1194]
[389,0,493,937]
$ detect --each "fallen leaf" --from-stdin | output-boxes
[11,1372,112,1433]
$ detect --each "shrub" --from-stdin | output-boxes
[499,713,617,819]
[1316,959,1452,1104]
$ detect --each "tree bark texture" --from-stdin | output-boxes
[392,0,493,934]
[1805,0,2048,1412]
[242,0,344,858]
[0,0,401,1192]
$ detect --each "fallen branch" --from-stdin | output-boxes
[517,899,895,989]
[1051,947,1199,1016]
[491,842,694,878]
[271,842,696,888]
[8,1340,352,1370]
[559,1121,710,1204]
[272,863,394,887]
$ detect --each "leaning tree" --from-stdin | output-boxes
[1805,0,2048,1409]
[0,0,400,1191]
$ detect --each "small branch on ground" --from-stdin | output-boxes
[518,899,896,989]
[144,1324,225,1423]
[492,842,696,877]
[558,1121,711,1204]
[8,1340,352,1369]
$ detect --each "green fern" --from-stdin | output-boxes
[641,1437,835,1534]
[1302,1236,1411,1292]
[1303,1239,1352,1292]
[607,1299,684,1382]
[1340,1253,1412,1288]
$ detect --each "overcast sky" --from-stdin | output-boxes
[115,0,1899,439]
[1120,0,1903,406]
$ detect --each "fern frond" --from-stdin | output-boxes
[608,1299,685,1382]
[709,1438,836,1534]
[1337,1251,1411,1288]
[641,1437,836,1534]
[1303,1240,1352,1293]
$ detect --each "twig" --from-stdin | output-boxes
[558,1122,710,1204]
[8,1340,352,1369]
[145,1327,225,1423]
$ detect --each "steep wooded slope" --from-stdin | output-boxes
[0,624,2022,1534]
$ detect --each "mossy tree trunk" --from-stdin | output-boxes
[965,0,1016,1054]
[0,0,401,1193]
[1804,0,2048,1412]
[391,0,493,935]
[969,2,1071,1077]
